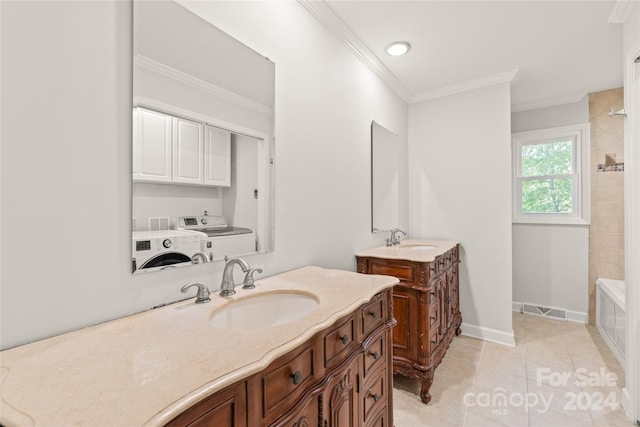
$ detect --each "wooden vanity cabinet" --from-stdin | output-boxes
[356,244,461,404]
[166,290,395,427]
[165,382,247,427]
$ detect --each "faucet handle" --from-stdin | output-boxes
[242,268,263,289]
[181,282,211,303]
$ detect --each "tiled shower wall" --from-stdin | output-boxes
[588,87,625,324]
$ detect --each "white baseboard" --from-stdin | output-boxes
[460,322,516,347]
[565,310,588,324]
[512,301,588,324]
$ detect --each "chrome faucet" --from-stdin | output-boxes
[220,257,250,297]
[387,228,407,246]
[181,282,211,303]
[242,267,263,289]
[191,251,210,264]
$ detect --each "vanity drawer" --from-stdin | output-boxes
[367,259,415,282]
[261,343,317,417]
[323,314,356,368]
[361,367,387,424]
[361,293,386,337]
[363,331,386,380]
[366,406,389,427]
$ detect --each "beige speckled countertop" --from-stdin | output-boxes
[0,266,398,427]
[356,239,459,262]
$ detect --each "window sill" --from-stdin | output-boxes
[512,217,590,226]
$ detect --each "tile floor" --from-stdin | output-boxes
[392,312,631,426]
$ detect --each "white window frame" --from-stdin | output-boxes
[512,123,590,225]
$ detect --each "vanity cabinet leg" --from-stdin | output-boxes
[418,371,434,404]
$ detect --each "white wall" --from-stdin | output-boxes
[0,1,408,349]
[511,97,588,132]
[408,83,514,346]
[512,225,589,317]
[222,134,259,232]
[511,100,590,320]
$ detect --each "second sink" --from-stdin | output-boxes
[210,292,320,330]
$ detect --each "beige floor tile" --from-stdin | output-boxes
[526,360,582,392]
[527,380,593,422]
[464,409,515,427]
[455,335,486,350]
[398,393,469,426]
[528,408,595,426]
[591,404,635,426]
[466,382,533,423]
[474,369,528,394]
[392,315,628,427]
[393,386,419,413]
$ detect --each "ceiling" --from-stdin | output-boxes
[322,0,624,111]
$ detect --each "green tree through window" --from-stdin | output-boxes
[520,141,573,213]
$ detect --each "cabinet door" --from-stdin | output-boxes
[133,107,172,182]
[392,286,416,360]
[204,125,231,187]
[173,117,204,184]
[166,382,247,427]
[322,359,359,427]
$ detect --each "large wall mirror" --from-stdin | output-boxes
[371,121,400,233]
[132,0,275,274]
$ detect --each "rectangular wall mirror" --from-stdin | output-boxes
[132,0,275,274]
[371,121,400,232]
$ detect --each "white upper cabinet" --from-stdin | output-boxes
[172,117,204,184]
[133,107,172,182]
[133,107,230,187]
[204,125,231,187]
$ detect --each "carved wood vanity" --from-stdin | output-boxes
[356,241,462,404]
[0,267,397,427]
[166,290,395,427]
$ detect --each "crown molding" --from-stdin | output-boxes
[410,69,520,104]
[608,0,637,24]
[297,0,411,102]
[134,55,274,118]
[511,93,587,113]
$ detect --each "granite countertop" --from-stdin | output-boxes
[0,266,398,427]
[355,239,459,262]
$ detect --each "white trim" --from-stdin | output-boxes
[460,322,516,347]
[512,301,523,313]
[608,0,637,23]
[566,310,589,324]
[410,69,519,104]
[512,123,591,225]
[134,55,274,118]
[297,0,411,102]
[511,93,587,113]
[623,38,640,423]
[512,301,588,323]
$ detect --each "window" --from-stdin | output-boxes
[512,124,590,224]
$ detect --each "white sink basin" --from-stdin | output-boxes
[399,244,437,250]
[210,292,319,330]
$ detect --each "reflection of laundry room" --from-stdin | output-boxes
[132,122,262,241]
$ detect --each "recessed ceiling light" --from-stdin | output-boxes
[386,42,410,56]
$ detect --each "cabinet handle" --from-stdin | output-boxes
[370,392,380,402]
[290,371,302,385]
[370,351,379,360]
[339,334,349,345]
[368,310,378,319]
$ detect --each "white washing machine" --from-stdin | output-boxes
[132,230,205,273]
[175,215,256,261]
